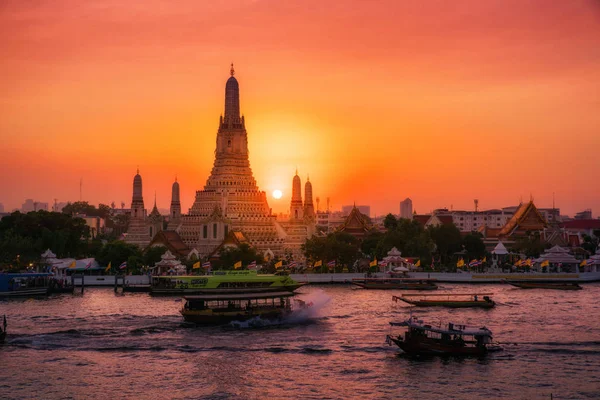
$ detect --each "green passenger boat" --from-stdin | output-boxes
[150,270,305,296]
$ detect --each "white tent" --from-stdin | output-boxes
[492,242,509,255]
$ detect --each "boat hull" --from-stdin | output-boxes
[401,299,495,308]
[0,288,49,298]
[387,335,487,356]
[505,281,582,290]
[352,282,438,290]
[180,308,289,325]
[0,331,5,344]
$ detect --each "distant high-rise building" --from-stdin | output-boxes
[400,198,413,219]
[21,199,48,213]
[342,205,370,217]
[575,209,592,220]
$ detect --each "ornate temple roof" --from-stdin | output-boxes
[337,206,373,237]
[498,201,548,237]
[147,230,190,257]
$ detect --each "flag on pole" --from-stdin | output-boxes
[580,259,587,267]
[379,261,388,267]
[414,260,421,267]
[193,262,201,269]
[327,260,336,269]
[105,262,111,273]
[468,259,480,267]
[118,261,127,270]
[234,261,242,269]
[314,260,322,267]
[586,259,595,266]
[248,261,257,269]
[85,260,93,270]
[540,260,549,267]
[288,262,297,269]
[202,261,211,269]
[369,258,378,267]
[68,261,76,269]
[482,256,487,263]
[457,258,465,268]
[274,260,283,268]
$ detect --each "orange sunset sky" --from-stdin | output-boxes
[1,0,599,217]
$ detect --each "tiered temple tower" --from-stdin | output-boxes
[303,176,315,223]
[290,171,304,221]
[168,178,181,227]
[177,65,285,256]
[125,169,156,247]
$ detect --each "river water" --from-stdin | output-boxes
[1,284,600,399]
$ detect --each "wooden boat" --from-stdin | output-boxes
[393,293,496,308]
[1,315,6,344]
[181,291,300,325]
[504,280,582,290]
[386,316,500,356]
[152,270,305,296]
[351,278,438,290]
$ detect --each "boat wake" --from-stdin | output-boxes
[229,290,332,329]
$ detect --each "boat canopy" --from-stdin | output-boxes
[399,293,493,297]
[184,291,294,301]
[390,317,492,337]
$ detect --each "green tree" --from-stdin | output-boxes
[428,223,462,265]
[96,240,142,273]
[215,243,264,270]
[462,233,486,260]
[383,213,398,230]
[144,246,168,267]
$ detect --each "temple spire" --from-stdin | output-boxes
[224,63,240,120]
[230,63,235,76]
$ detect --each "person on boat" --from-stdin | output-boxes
[474,295,478,302]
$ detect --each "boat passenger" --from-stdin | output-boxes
[474,295,478,302]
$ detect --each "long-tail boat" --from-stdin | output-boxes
[180,291,299,325]
[386,316,500,356]
[393,293,496,308]
[1,315,6,343]
[503,280,582,290]
[351,278,438,290]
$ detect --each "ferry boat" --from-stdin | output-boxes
[180,291,297,325]
[504,280,582,290]
[386,316,499,356]
[393,293,495,308]
[351,278,438,290]
[151,270,305,296]
[0,273,53,298]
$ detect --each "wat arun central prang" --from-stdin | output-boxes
[125,65,315,260]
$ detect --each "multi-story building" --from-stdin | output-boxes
[575,209,593,220]
[400,198,413,219]
[21,199,49,213]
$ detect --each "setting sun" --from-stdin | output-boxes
[272,190,283,199]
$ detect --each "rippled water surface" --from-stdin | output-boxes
[2,284,600,399]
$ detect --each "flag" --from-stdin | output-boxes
[202,261,211,269]
[85,261,93,269]
[234,261,242,269]
[327,260,336,269]
[379,261,388,267]
[482,256,487,263]
[288,262,297,269]
[514,259,523,267]
[586,259,595,266]
[580,259,587,267]
[525,259,532,267]
[540,260,549,267]
[274,261,283,269]
[193,262,201,269]
[105,262,111,273]
[118,261,127,270]
[414,260,421,267]
[457,258,465,268]
[468,259,480,267]
[314,260,322,267]
[369,258,378,267]
[248,261,257,269]
[68,261,76,269]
